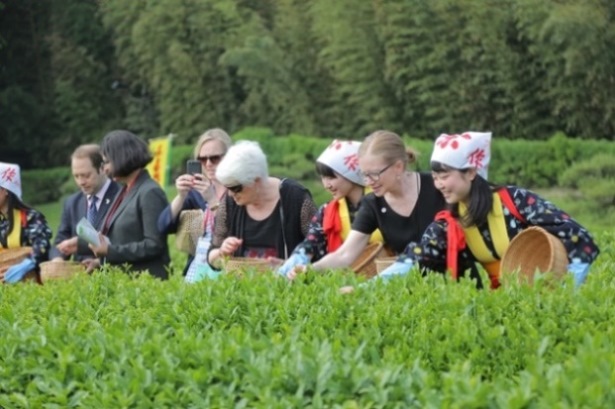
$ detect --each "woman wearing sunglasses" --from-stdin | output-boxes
[207,140,317,270]
[157,128,232,277]
[284,130,446,279]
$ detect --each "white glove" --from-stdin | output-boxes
[276,248,310,277]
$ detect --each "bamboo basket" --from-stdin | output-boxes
[0,247,39,283]
[0,246,33,274]
[39,261,86,283]
[223,257,273,275]
[500,226,568,285]
[375,256,398,275]
[350,242,389,279]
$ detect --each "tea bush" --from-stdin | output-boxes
[1,232,613,407]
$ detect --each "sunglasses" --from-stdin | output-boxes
[226,184,243,194]
[196,154,224,165]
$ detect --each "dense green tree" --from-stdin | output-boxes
[221,0,338,137]
[101,0,243,143]
[310,0,402,138]
[528,0,615,137]
[3,0,615,172]
[47,0,123,160]
[0,0,53,167]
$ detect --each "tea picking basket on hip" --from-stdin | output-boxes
[500,226,568,285]
[176,209,205,256]
[39,261,86,283]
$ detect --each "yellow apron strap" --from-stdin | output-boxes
[460,193,510,264]
[339,196,384,245]
[7,209,23,248]
[339,198,352,241]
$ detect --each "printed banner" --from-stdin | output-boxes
[146,135,172,188]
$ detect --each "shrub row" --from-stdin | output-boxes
[21,130,615,206]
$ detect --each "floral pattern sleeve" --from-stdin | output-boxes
[292,203,327,262]
[398,220,475,274]
[397,186,600,271]
[23,208,53,267]
[509,187,599,264]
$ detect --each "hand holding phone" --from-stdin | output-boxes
[186,159,202,176]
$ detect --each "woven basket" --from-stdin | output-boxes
[223,257,273,275]
[0,247,39,283]
[0,247,33,274]
[176,209,205,256]
[375,256,398,274]
[350,242,389,278]
[500,226,568,285]
[39,261,86,283]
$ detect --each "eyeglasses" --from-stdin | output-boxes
[226,184,243,194]
[361,163,394,182]
[196,154,224,165]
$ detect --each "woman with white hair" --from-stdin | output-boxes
[207,140,317,269]
[276,140,384,276]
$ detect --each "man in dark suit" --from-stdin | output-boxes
[50,144,120,262]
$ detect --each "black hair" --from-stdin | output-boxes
[101,130,152,177]
[431,161,500,227]
[315,162,337,178]
[2,190,31,238]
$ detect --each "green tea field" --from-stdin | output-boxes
[1,231,613,407]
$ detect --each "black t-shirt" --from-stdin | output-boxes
[351,172,445,254]
[241,203,280,258]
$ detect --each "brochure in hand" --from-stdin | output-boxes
[76,217,101,247]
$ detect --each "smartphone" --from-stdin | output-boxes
[186,159,202,175]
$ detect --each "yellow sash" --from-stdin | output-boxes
[7,209,23,248]
[459,193,510,276]
[339,197,383,245]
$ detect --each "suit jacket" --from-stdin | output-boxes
[50,180,121,261]
[103,170,170,279]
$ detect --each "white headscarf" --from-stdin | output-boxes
[317,140,364,186]
[430,132,492,179]
[0,162,22,199]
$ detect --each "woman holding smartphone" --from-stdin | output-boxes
[157,128,232,278]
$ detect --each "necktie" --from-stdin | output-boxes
[87,196,99,226]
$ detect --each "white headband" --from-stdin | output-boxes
[0,162,22,199]
[431,132,492,179]
[317,140,363,186]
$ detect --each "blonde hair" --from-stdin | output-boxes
[193,128,232,158]
[359,130,418,166]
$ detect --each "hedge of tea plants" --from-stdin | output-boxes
[1,231,614,408]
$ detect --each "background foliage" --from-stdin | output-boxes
[1,0,614,168]
[26,130,615,235]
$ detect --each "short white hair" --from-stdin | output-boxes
[216,140,269,186]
